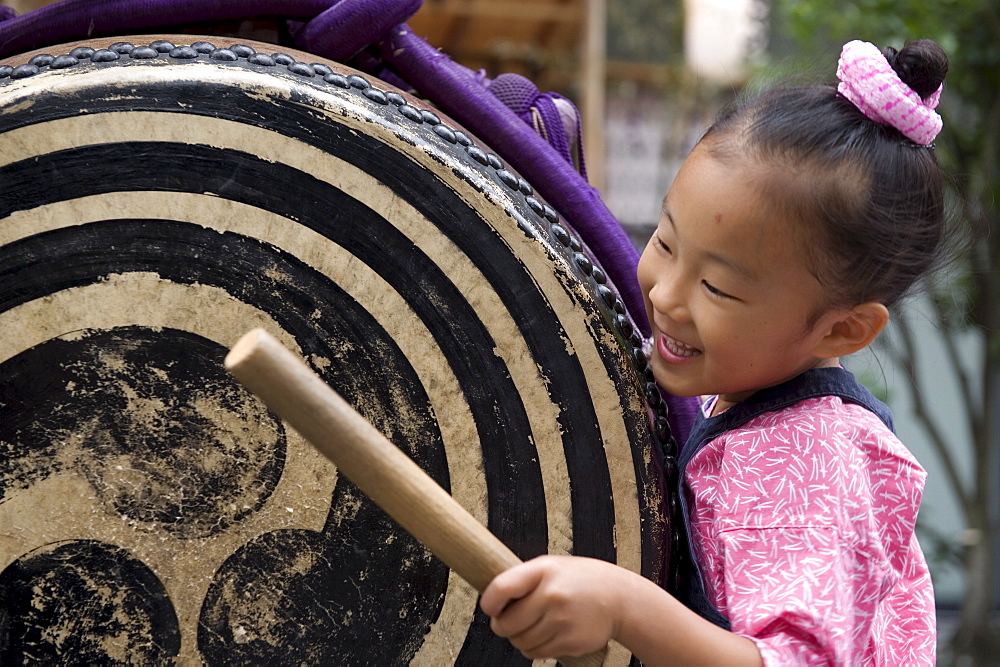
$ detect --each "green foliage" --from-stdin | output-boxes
[770,0,999,334]
[775,0,962,52]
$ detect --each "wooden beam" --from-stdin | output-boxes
[581,0,606,192]
[605,60,683,86]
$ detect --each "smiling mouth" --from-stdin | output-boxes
[658,333,702,360]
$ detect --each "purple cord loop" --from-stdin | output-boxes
[487,72,587,178]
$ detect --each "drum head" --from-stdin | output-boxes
[0,37,668,665]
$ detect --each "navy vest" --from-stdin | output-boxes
[674,366,894,629]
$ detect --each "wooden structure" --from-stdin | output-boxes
[410,0,606,188]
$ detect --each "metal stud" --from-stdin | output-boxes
[209,49,238,62]
[10,64,38,79]
[49,55,79,69]
[432,125,457,143]
[573,252,593,275]
[169,46,198,60]
[597,285,616,308]
[287,62,315,76]
[130,46,159,59]
[615,314,633,338]
[363,87,388,104]
[496,169,519,189]
[324,72,349,88]
[550,224,571,247]
[347,74,370,89]
[645,382,662,407]
[248,53,275,66]
[398,104,423,122]
[467,146,490,166]
[525,196,545,216]
[90,49,119,62]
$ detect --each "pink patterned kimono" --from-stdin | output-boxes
[685,395,936,665]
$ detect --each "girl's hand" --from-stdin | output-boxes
[479,555,631,660]
[481,555,764,667]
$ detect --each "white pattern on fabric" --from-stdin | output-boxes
[686,396,936,665]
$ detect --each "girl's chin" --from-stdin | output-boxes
[648,363,705,399]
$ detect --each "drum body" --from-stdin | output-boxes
[0,38,668,665]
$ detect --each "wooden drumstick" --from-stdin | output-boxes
[224,328,608,667]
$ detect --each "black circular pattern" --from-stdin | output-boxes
[0,540,180,663]
[0,39,678,663]
[0,328,287,540]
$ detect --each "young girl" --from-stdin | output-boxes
[480,38,947,665]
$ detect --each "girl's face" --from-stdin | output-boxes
[637,145,842,410]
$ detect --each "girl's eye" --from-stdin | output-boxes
[654,236,671,254]
[703,281,735,300]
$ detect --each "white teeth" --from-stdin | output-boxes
[664,334,699,357]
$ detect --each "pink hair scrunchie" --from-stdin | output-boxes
[836,39,943,146]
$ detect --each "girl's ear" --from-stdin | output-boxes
[812,302,889,358]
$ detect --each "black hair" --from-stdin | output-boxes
[699,39,949,313]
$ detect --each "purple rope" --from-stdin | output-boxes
[293,0,420,61]
[0,0,334,58]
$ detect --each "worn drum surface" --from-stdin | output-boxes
[0,37,669,665]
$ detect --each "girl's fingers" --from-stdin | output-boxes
[479,559,547,618]
[481,555,621,658]
[505,610,560,657]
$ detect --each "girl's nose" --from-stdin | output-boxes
[649,277,691,324]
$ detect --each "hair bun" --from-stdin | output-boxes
[882,39,948,99]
